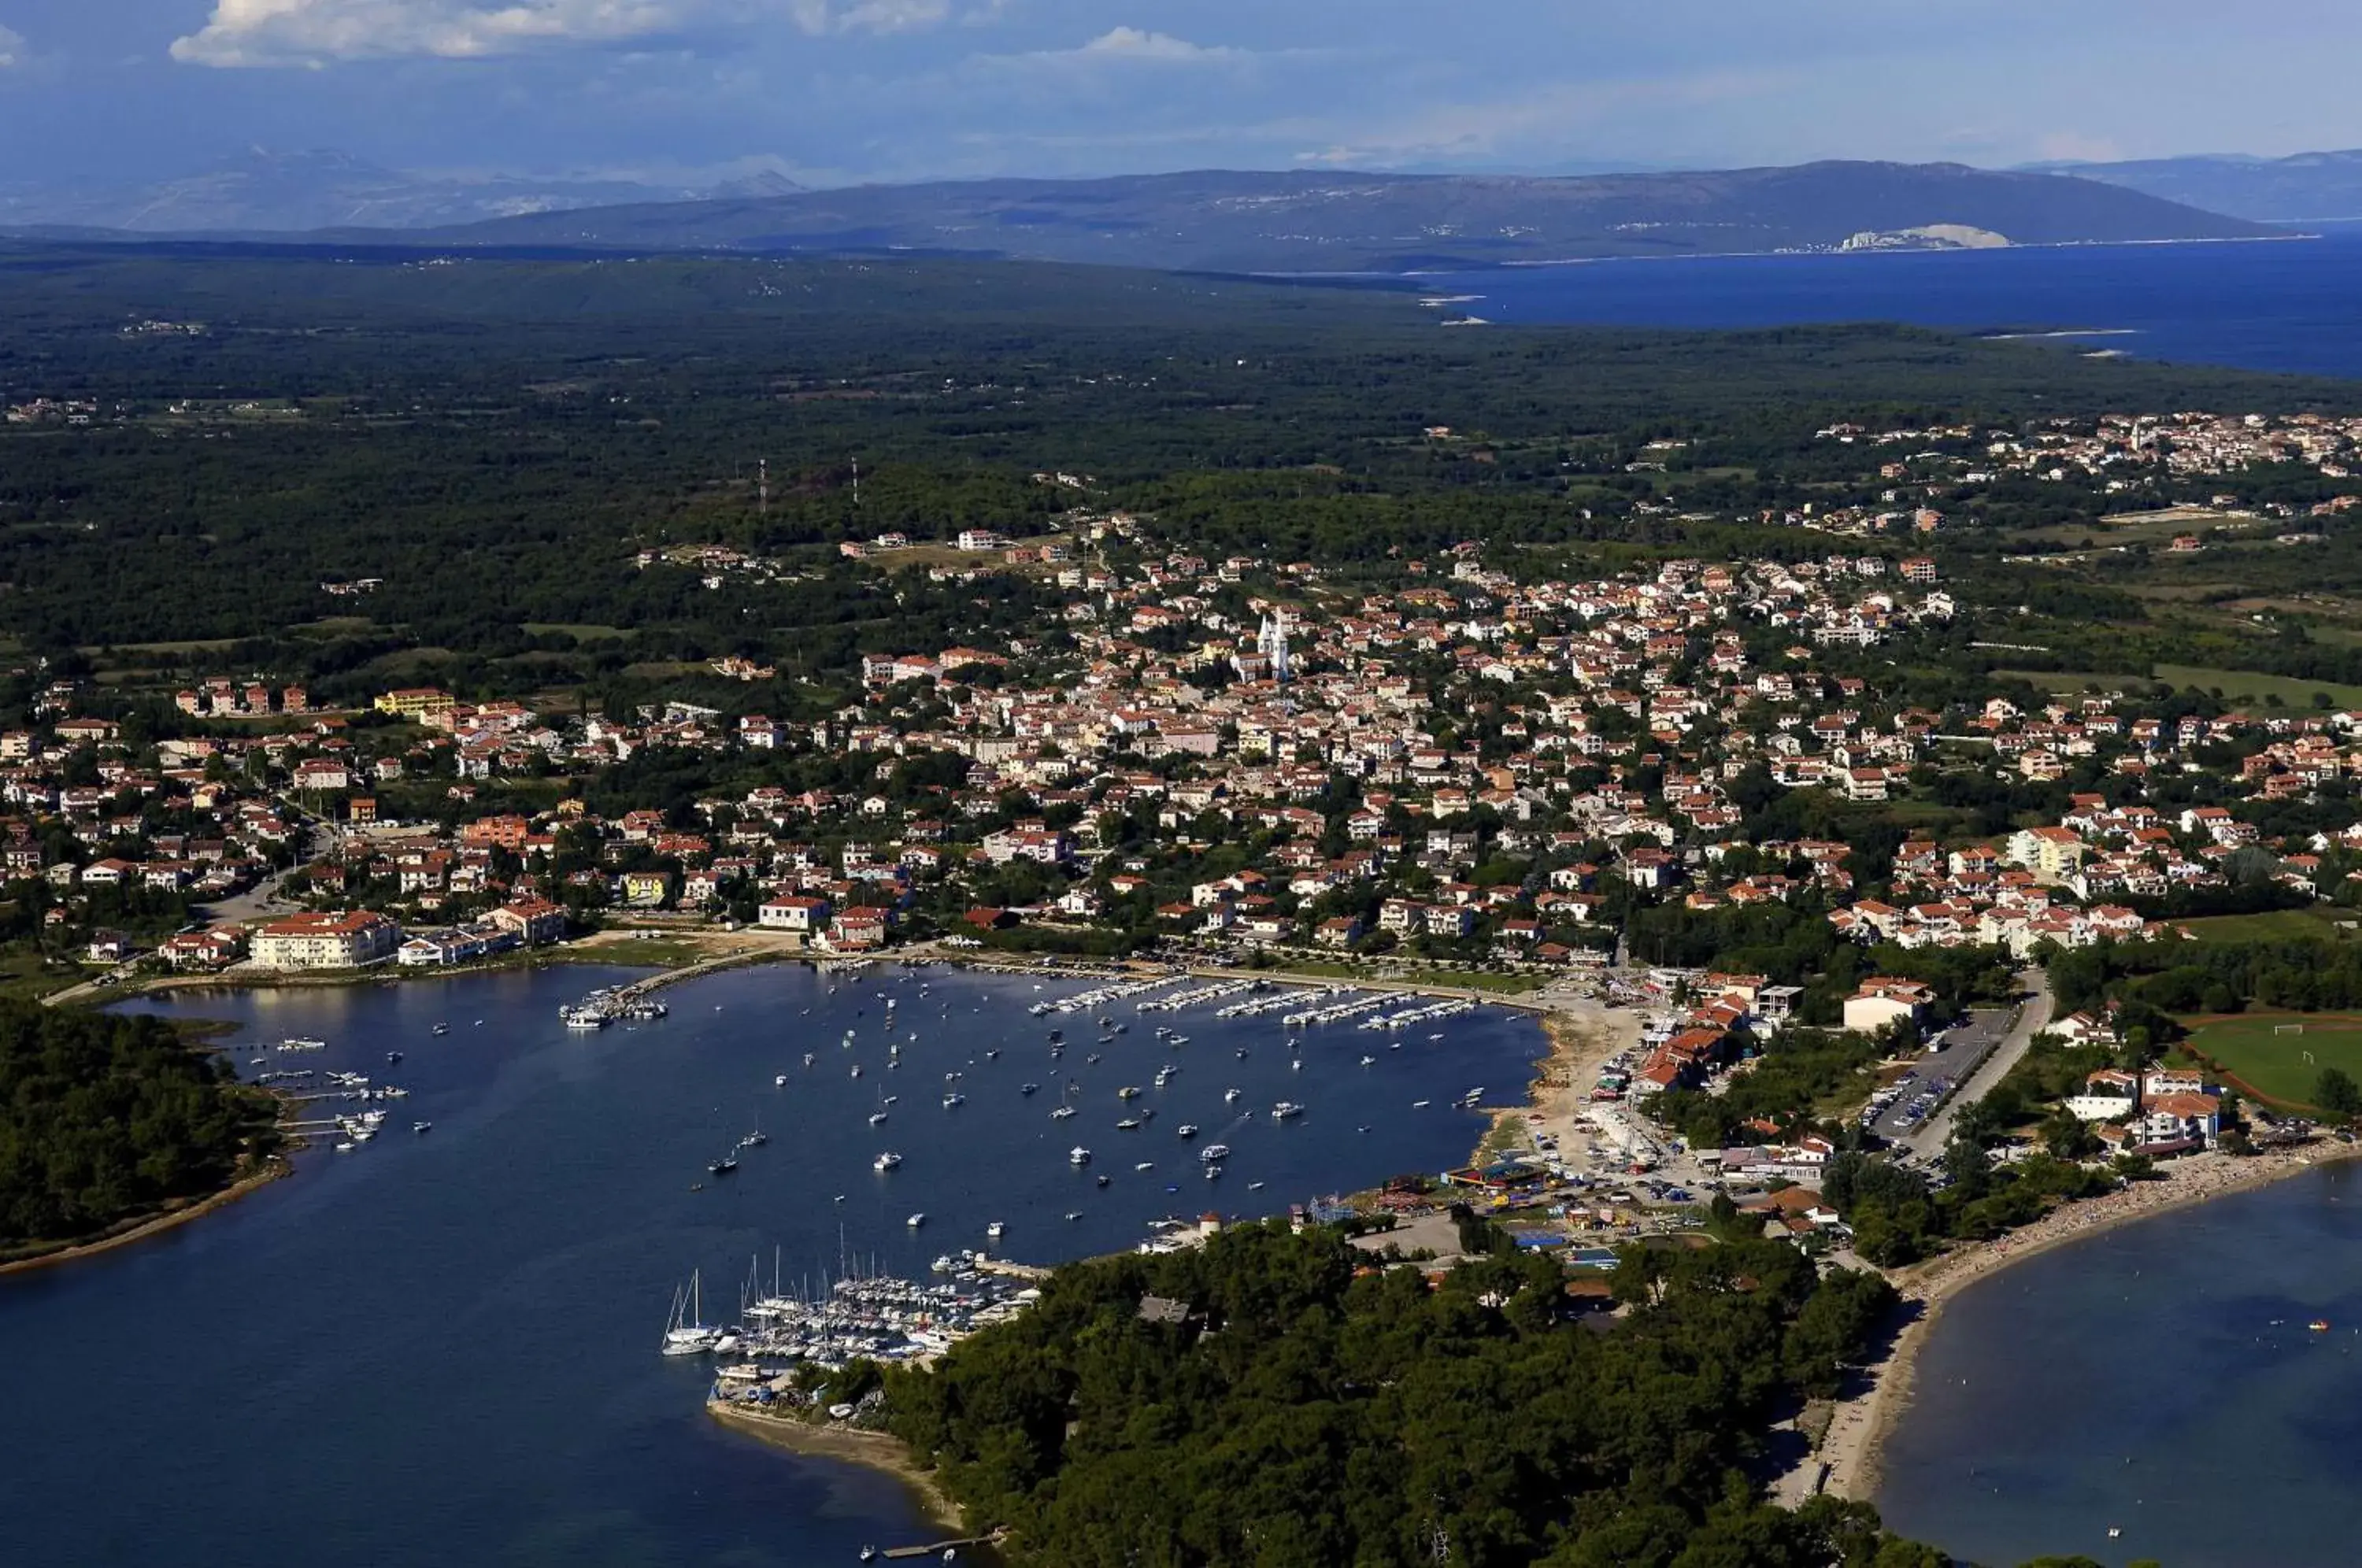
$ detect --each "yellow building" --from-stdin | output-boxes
[374,687,456,723]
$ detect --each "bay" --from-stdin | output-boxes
[0,961,1544,1568]
[1877,1161,2362,1567]
[1415,228,2362,379]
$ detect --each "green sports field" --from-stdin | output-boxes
[2179,1013,2362,1108]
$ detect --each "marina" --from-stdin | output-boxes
[0,959,1546,1567]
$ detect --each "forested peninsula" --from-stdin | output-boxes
[0,1001,282,1263]
[868,1218,1939,1568]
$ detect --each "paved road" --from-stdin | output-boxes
[1905,966,2054,1157]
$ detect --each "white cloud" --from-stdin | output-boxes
[0,23,24,67]
[1292,68,1792,166]
[1072,26,1238,63]
[790,0,950,35]
[171,0,740,67]
[977,25,1246,72]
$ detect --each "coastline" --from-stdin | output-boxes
[1472,1001,1638,1166]
[0,1156,291,1278]
[1809,1137,2362,1505]
[705,1401,965,1533]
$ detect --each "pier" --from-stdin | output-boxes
[882,1535,1003,1560]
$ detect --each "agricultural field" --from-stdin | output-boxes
[2150,663,2362,709]
[1997,664,2362,709]
[2179,908,2362,945]
[2178,1011,2362,1108]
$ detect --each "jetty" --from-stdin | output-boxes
[882,1535,1003,1561]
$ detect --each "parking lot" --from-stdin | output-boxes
[1861,1008,2009,1143]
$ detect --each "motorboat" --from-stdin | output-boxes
[431,1023,450,1037]
[708,1156,739,1176]
[412,1121,432,1134]
[874,1152,901,1171]
[1272,1102,1304,1120]
[1135,1162,1153,1171]
[1176,1124,1198,1138]
[942,1093,965,1109]
[986,1220,1005,1239]
[906,1213,925,1228]
[1069,1146,1091,1166]
[1224,1088,1242,1104]
[775,1074,789,1086]
[1050,1105,1076,1121]
[1116,1118,1141,1131]
[1095,1174,1112,1188]
[1021,1082,1040,1096]
[1199,1144,1230,1163]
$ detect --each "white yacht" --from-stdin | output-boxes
[986,1221,1005,1240]
[906,1212,925,1228]
[1069,1146,1091,1166]
[1199,1144,1231,1163]
[1272,1102,1304,1120]
[874,1152,902,1172]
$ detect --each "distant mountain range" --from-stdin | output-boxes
[0,148,804,235]
[2038,150,2362,222]
[374,161,2265,272]
[0,156,2272,272]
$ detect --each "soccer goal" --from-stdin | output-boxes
[2276,1023,2307,1037]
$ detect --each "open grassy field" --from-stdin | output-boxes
[2180,907,2362,945]
[2001,664,2362,709]
[2178,1011,2362,1108]
[2152,663,2362,710]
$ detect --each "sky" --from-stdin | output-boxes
[4,0,2362,188]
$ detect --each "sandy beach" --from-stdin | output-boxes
[705,1401,966,1532]
[1798,1137,2362,1505]
[1472,1000,1641,1163]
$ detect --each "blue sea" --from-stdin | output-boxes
[1416,227,2362,379]
[0,963,1544,1568]
[1878,1162,2362,1567]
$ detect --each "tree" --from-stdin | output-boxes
[2315,1066,2362,1120]
[2040,1108,2097,1162]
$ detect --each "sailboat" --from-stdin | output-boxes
[660,1272,721,1355]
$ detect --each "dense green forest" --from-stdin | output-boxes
[2,242,2356,699]
[872,1218,1940,1568]
[0,1001,280,1252]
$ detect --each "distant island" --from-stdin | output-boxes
[5,160,2270,274]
